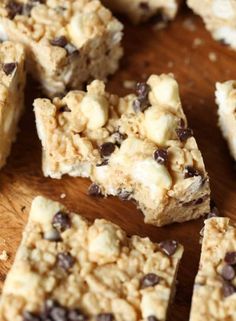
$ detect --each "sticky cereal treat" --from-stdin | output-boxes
[187,0,236,49]
[190,217,236,321]
[0,0,123,97]
[34,74,210,226]
[0,196,184,321]
[101,0,181,24]
[0,40,25,170]
[215,80,236,161]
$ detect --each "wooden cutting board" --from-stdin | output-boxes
[1,6,236,321]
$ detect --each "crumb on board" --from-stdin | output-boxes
[183,18,196,32]
[167,61,174,68]
[0,251,8,262]
[193,38,204,48]
[208,52,217,62]
[60,193,66,199]
[123,80,136,90]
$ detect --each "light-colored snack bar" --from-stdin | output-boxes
[216,80,236,161]
[0,40,25,170]
[0,196,184,321]
[34,74,210,226]
[0,0,123,97]
[190,217,236,321]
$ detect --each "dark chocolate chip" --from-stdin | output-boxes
[68,309,87,321]
[136,82,150,98]
[176,127,193,142]
[23,311,41,321]
[100,142,115,157]
[57,252,75,271]
[222,264,235,281]
[222,281,236,297]
[96,159,109,167]
[147,316,159,321]
[52,211,71,233]
[153,149,168,165]
[139,2,150,10]
[59,105,71,112]
[88,183,101,196]
[96,313,114,321]
[141,273,160,289]
[225,252,236,266]
[159,240,178,256]
[50,36,68,48]
[118,190,132,201]
[44,299,59,316]
[50,305,68,321]
[184,166,201,179]
[3,62,17,75]
[6,1,23,19]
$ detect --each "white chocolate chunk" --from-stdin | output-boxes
[132,158,172,200]
[147,74,180,108]
[88,221,122,264]
[80,94,109,130]
[144,107,178,145]
[67,13,88,48]
[212,0,235,19]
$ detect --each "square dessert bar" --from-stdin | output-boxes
[187,0,236,49]
[190,217,236,321]
[0,40,25,170]
[216,80,236,161]
[34,74,210,226]
[0,0,123,97]
[101,0,181,24]
[0,196,184,321]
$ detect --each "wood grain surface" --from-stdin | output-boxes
[0,6,236,321]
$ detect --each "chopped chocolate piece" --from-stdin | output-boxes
[68,309,87,321]
[6,1,23,19]
[88,183,101,196]
[176,127,193,142]
[159,240,178,256]
[3,62,17,75]
[50,36,68,48]
[184,166,201,179]
[52,211,71,233]
[222,281,236,297]
[147,316,159,321]
[44,299,59,316]
[97,314,114,321]
[100,142,115,157]
[133,82,150,113]
[141,273,160,289]
[153,149,168,165]
[23,311,41,321]
[57,252,75,271]
[225,252,236,266]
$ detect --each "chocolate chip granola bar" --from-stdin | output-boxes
[190,217,236,321]
[187,0,236,49]
[0,40,25,170]
[34,74,210,226]
[101,0,181,24]
[0,0,123,97]
[215,80,236,161]
[0,195,184,321]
